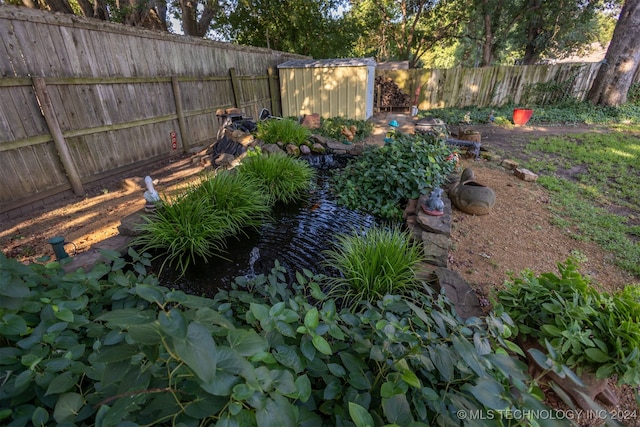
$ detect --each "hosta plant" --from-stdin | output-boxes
[0,250,567,427]
[494,258,640,385]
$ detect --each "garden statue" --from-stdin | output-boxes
[448,168,496,215]
[422,188,445,216]
[143,176,161,212]
[384,120,400,144]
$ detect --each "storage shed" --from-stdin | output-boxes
[278,58,376,121]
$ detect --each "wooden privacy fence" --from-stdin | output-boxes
[376,62,613,110]
[0,6,305,217]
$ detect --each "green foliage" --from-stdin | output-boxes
[237,153,316,205]
[331,132,457,220]
[316,117,374,143]
[0,251,560,426]
[421,102,640,126]
[322,226,424,307]
[494,258,640,384]
[522,131,640,277]
[219,0,357,58]
[132,171,271,277]
[256,118,311,147]
[628,83,640,106]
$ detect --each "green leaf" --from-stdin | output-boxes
[94,344,140,363]
[400,369,421,389]
[465,378,509,410]
[271,369,297,397]
[304,307,320,330]
[349,402,374,427]
[54,306,74,323]
[323,380,342,400]
[327,363,346,377]
[135,284,165,304]
[45,371,77,396]
[250,303,270,322]
[0,276,29,298]
[53,392,84,423]
[227,329,268,357]
[382,394,413,425]
[269,301,286,317]
[158,309,188,339]
[31,406,49,426]
[585,347,610,363]
[312,334,332,355]
[174,322,217,384]
[295,375,312,402]
[97,309,156,326]
[0,314,28,335]
[273,345,304,374]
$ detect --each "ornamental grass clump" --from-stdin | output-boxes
[133,171,271,277]
[237,153,316,205]
[322,225,425,308]
[133,192,235,277]
[188,171,271,236]
[256,118,311,146]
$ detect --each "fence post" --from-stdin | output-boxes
[171,76,189,153]
[32,77,84,197]
[268,67,279,115]
[229,68,242,109]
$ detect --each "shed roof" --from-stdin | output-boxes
[277,57,376,69]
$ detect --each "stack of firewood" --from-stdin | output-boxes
[374,76,410,108]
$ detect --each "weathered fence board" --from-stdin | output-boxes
[0,5,305,216]
[376,61,640,110]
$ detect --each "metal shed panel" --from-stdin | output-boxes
[278,58,375,121]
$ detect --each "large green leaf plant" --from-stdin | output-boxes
[0,250,564,426]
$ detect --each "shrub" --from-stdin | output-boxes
[0,251,560,426]
[237,153,316,205]
[256,118,311,146]
[322,225,424,307]
[316,116,374,143]
[494,258,640,385]
[331,132,457,220]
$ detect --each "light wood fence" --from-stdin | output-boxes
[376,63,609,110]
[0,6,305,217]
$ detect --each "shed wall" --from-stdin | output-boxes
[280,65,374,120]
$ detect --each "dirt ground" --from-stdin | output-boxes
[1,114,639,425]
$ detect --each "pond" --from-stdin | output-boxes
[155,154,382,298]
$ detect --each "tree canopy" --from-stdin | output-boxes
[7,0,638,104]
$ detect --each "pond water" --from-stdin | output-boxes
[155,154,382,298]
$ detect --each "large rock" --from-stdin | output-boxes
[433,267,484,319]
[416,192,452,236]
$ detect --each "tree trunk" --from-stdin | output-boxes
[43,0,75,14]
[587,0,640,106]
[481,4,493,66]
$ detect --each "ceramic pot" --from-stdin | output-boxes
[513,108,533,125]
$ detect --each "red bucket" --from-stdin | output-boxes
[513,108,533,125]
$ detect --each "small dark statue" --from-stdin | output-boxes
[422,188,444,216]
